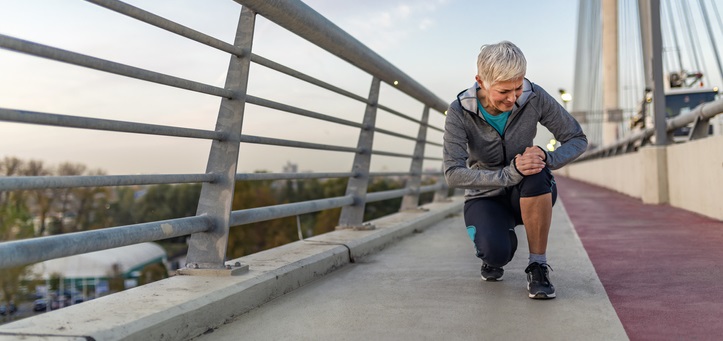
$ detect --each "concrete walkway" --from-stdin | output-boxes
[197,201,628,341]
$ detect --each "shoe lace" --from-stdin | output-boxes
[482,263,497,270]
[526,263,553,285]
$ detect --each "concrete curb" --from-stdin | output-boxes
[0,197,464,341]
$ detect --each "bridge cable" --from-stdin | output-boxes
[711,0,723,39]
[664,0,685,73]
[676,0,696,72]
[660,1,676,73]
[620,0,632,133]
[698,0,723,86]
[630,2,644,117]
[681,1,706,78]
[710,0,723,84]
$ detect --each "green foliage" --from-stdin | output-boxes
[224,175,434,258]
[132,184,202,224]
[0,158,35,307]
[1,156,448,303]
[138,263,168,285]
[364,178,403,221]
[107,187,137,226]
[226,177,297,259]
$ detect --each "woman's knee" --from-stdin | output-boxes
[518,168,554,198]
[475,234,515,267]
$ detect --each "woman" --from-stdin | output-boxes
[443,41,587,299]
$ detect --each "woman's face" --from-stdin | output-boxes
[477,77,524,114]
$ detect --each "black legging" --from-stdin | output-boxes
[463,167,557,267]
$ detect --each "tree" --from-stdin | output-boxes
[107,187,138,226]
[73,181,112,231]
[364,177,403,221]
[226,175,296,259]
[0,157,28,221]
[130,183,202,225]
[21,160,54,236]
[0,188,34,313]
[0,158,35,310]
[303,178,344,234]
[138,263,168,286]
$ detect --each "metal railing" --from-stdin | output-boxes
[577,97,723,161]
[0,0,450,270]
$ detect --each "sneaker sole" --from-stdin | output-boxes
[481,275,503,281]
[528,292,556,299]
[527,284,555,299]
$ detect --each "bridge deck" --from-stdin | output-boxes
[3,176,721,340]
[197,182,627,340]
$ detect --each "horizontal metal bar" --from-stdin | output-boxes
[370,150,414,158]
[0,34,234,98]
[250,54,367,103]
[422,156,444,161]
[419,183,444,193]
[246,95,363,129]
[667,97,723,130]
[235,172,354,181]
[230,195,355,226]
[0,108,223,140]
[372,128,443,147]
[0,216,211,268]
[85,0,244,57]
[250,58,448,140]
[377,104,444,133]
[240,134,360,153]
[0,173,217,191]
[374,127,417,141]
[427,125,444,133]
[364,182,443,204]
[368,172,414,177]
[579,98,723,160]
[367,171,444,177]
[377,104,424,125]
[234,0,448,114]
[365,188,411,203]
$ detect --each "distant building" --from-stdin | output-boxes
[282,161,298,174]
[26,242,168,295]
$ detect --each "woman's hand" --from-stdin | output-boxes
[514,147,546,176]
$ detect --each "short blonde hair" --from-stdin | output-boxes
[476,41,527,88]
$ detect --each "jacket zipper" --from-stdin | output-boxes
[499,101,529,166]
[458,87,534,167]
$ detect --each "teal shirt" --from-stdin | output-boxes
[477,99,510,136]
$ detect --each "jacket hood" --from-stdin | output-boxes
[456,78,535,118]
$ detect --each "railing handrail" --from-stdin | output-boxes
[0,216,212,268]
[577,97,723,161]
[233,0,449,115]
[0,0,450,272]
[0,34,234,98]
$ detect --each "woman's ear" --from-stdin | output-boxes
[474,75,485,89]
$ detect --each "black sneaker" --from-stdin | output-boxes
[525,262,556,299]
[481,263,504,281]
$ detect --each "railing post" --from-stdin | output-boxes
[338,77,380,229]
[183,7,255,273]
[688,116,711,140]
[399,105,429,211]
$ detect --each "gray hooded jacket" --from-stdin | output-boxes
[443,79,587,199]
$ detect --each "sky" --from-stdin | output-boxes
[1,0,582,175]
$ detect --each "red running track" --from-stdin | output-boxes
[555,176,723,341]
